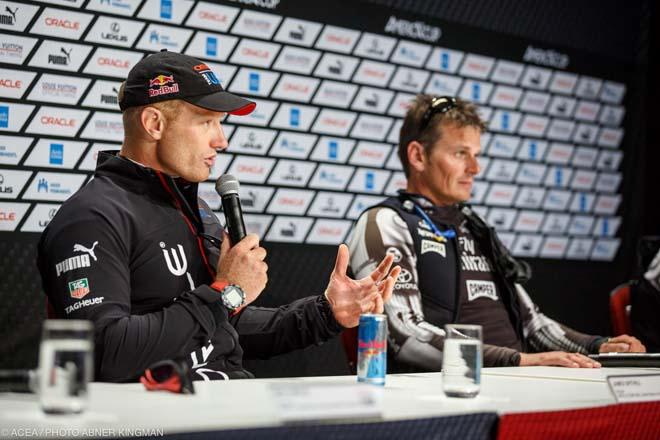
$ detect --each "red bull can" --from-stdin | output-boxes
[357,314,387,385]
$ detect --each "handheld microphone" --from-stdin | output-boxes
[215,174,246,246]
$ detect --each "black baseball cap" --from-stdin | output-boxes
[119,50,255,116]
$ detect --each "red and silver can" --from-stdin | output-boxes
[357,313,387,385]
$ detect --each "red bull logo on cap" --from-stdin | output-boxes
[148,74,180,97]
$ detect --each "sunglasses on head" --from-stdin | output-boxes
[140,359,195,394]
[419,96,457,133]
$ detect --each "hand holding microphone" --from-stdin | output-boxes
[214,174,268,304]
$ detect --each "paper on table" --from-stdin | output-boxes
[269,382,383,423]
[607,374,660,403]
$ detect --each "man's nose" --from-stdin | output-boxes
[467,155,480,175]
[213,120,229,151]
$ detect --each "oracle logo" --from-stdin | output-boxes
[98,57,129,68]
[280,197,304,206]
[524,120,545,131]
[493,190,513,198]
[321,117,348,127]
[359,150,384,159]
[237,165,264,174]
[326,34,350,45]
[554,151,569,158]
[520,217,539,226]
[0,79,21,89]
[199,11,227,23]
[45,17,80,30]
[495,92,515,102]
[578,106,597,117]
[318,226,341,235]
[0,210,16,221]
[41,116,76,127]
[602,132,618,141]
[364,68,385,78]
[555,78,573,88]
[467,62,487,72]
[242,48,269,59]
[576,176,592,184]
[599,200,615,209]
[283,83,309,93]
[546,242,564,250]
[391,178,406,188]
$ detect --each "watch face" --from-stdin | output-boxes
[224,286,244,308]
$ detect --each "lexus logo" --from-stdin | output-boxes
[110,22,120,32]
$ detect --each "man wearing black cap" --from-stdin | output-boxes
[37,51,400,383]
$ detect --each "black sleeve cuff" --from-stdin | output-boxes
[589,336,609,354]
[317,294,344,334]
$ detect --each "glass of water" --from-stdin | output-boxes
[38,320,93,414]
[442,324,482,398]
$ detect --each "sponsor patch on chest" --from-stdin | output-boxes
[466,280,498,301]
[421,239,446,257]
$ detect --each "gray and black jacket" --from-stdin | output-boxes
[347,192,605,371]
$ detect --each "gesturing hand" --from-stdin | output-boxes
[324,244,400,328]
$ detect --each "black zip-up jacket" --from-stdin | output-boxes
[37,151,342,382]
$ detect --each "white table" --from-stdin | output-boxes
[1,367,658,438]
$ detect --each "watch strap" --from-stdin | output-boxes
[210,279,230,293]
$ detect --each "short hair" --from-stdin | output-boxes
[398,95,486,177]
[119,81,182,135]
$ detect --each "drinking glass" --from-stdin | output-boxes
[442,324,482,398]
[38,320,93,414]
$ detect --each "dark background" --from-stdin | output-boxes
[1,0,658,377]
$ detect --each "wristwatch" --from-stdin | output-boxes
[211,280,246,311]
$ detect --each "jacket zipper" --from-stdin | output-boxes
[155,171,215,278]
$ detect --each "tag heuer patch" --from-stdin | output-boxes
[68,278,90,299]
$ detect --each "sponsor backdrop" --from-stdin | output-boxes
[0,0,628,261]
[0,0,647,374]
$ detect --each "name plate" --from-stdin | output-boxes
[269,382,383,423]
[607,374,660,403]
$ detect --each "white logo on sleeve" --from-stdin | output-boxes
[394,268,418,290]
[73,241,98,261]
[466,280,498,301]
[54,240,99,277]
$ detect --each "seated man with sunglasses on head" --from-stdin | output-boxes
[347,95,644,372]
[37,51,400,383]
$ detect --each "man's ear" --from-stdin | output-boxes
[407,140,427,173]
[140,107,165,141]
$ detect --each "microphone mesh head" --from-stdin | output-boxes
[216,174,240,195]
